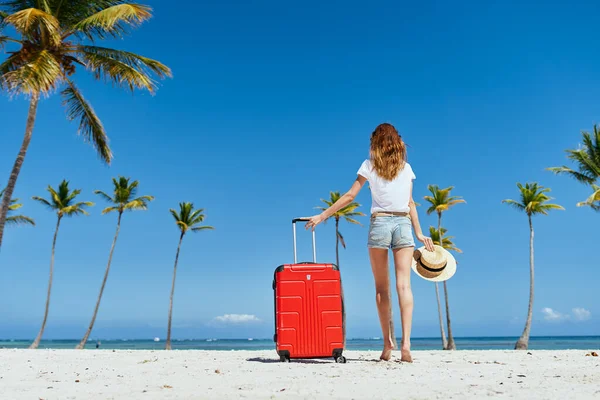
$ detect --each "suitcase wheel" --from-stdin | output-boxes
[334,356,347,364]
[280,355,290,363]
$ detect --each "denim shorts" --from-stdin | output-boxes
[367,215,415,249]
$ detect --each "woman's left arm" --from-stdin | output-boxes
[305,175,367,230]
[408,182,435,251]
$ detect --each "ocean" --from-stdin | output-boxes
[1,336,598,351]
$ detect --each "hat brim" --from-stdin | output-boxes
[411,246,457,282]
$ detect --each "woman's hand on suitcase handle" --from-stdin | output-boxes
[416,232,435,252]
[305,214,325,231]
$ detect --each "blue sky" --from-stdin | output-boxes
[1,0,599,340]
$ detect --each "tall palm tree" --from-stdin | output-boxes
[424,185,465,350]
[29,180,93,349]
[76,177,153,349]
[0,1,171,249]
[503,182,564,350]
[316,191,365,267]
[165,202,213,350]
[547,125,600,210]
[429,226,462,254]
[1,188,34,226]
[316,191,364,346]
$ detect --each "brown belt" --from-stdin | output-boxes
[371,211,410,218]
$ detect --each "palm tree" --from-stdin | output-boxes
[316,191,365,267]
[503,182,564,350]
[429,226,462,253]
[576,184,600,211]
[316,191,364,346]
[29,180,93,349]
[76,177,153,349]
[1,188,34,227]
[165,203,213,350]
[424,185,465,350]
[0,1,171,249]
[547,125,600,210]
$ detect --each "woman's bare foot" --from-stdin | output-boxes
[380,336,396,361]
[400,345,413,363]
[380,345,395,361]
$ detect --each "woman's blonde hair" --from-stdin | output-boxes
[370,123,406,180]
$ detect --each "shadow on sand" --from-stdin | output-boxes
[246,357,383,364]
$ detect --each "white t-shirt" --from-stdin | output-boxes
[357,159,416,213]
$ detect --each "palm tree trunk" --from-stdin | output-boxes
[334,217,350,346]
[436,213,448,349]
[166,232,185,350]
[438,213,456,350]
[435,283,447,349]
[335,217,340,267]
[443,281,456,350]
[29,215,61,349]
[515,215,534,350]
[0,93,40,250]
[76,212,122,349]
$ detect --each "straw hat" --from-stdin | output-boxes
[411,245,457,282]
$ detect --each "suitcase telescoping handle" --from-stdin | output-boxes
[292,218,316,264]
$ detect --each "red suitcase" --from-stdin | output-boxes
[272,218,346,363]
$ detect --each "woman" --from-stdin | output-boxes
[305,122,434,363]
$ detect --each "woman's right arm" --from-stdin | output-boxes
[305,175,367,230]
[408,182,435,252]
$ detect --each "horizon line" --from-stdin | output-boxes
[2,334,599,342]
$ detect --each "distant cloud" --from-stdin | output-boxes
[211,314,261,324]
[541,307,592,323]
[572,308,591,321]
[541,308,567,322]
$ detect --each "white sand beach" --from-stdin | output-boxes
[0,349,598,399]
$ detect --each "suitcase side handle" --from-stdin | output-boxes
[292,218,316,264]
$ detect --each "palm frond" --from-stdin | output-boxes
[547,166,595,185]
[337,230,346,249]
[70,3,152,40]
[536,203,565,215]
[189,208,205,222]
[31,195,54,210]
[169,208,180,222]
[576,184,600,210]
[6,214,35,225]
[191,226,214,232]
[0,35,20,49]
[123,195,154,211]
[101,205,119,214]
[4,7,60,46]
[94,190,114,203]
[547,127,600,186]
[343,217,361,225]
[1,49,62,94]
[447,198,466,206]
[174,220,187,231]
[47,185,62,208]
[0,11,8,28]
[61,78,112,163]
[75,45,171,93]
[62,201,94,216]
[502,199,525,211]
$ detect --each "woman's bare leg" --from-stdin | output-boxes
[393,247,414,362]
[369,248,395,360]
